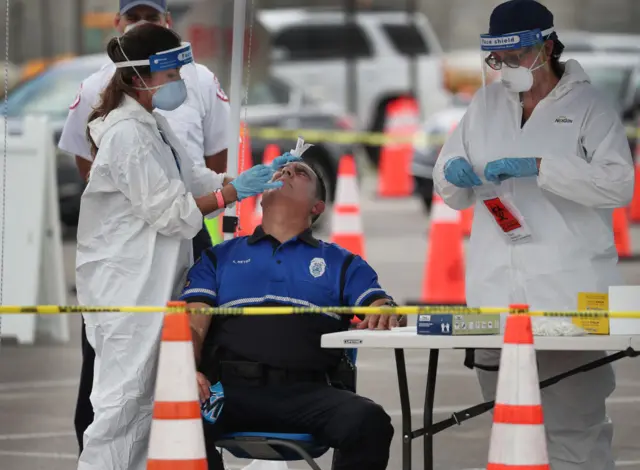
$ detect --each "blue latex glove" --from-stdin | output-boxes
[271,152,302,169]
[443,157,482,188]
[484,158,539,183]
[230,164,282,201]
[201,382,225,424]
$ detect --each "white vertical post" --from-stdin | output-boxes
[224,0,248,241]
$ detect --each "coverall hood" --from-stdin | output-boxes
[500,59,591,106]
[88,93,156,149]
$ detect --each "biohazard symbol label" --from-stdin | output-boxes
[483,197,522,233]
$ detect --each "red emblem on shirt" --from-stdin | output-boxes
[69,84,82,110]
[214,75,229,102]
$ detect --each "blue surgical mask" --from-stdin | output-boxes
[134,79,187,111]
[151,80,188,111]
[116,35,188,111]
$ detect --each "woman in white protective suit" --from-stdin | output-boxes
[432,1,634,469]
[75,23,296,470]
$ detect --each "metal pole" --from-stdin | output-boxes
[73,0,85,56]
[224,0,247,241]
[407,0,418,101]
[345,0,357,116]
[39,0,52,59]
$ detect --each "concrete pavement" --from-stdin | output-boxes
[1,177,640,470]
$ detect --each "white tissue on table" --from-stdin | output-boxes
[531,316,587,337]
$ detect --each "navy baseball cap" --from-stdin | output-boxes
[119,0,167,14]
[489,0,554,36]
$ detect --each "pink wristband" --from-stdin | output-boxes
[214,190,225,209]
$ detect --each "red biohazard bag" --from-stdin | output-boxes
[474,185,532,244]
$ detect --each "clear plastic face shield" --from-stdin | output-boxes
[113,41,195,111]
[480,27,554,96]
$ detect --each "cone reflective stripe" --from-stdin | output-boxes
[331,155,365,258]
[147,301,207,470]
[487,312,550,470]
[254,144,280,226]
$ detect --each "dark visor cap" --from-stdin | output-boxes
[489,0,554,36]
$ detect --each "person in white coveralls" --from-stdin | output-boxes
[58,0,234,454]
[432,1,634,469]
[75,22,297,470]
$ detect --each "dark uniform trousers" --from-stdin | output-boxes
[73,226,214,452]
[204,382,394,470]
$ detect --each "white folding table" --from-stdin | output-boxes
[321,327,640,470]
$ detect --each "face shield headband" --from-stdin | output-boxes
[480,27,554,93]
[112,41,193,111]
[113,41,194,72]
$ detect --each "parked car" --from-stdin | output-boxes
[561,31,640,54]
[259,7,451,166]
[5,54,358,227]
[411,53,640,213]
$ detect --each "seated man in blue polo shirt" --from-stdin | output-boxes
[180,159,399,470]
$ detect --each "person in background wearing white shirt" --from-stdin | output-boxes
[58,0,232,454]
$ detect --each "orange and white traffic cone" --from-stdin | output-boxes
[419,192,465,304]
[487,310,549,470]
[613,207,632,260]
[331,154,365,258]
[377,97,419,198]
[629,121,640,223]
[254,144,280,228]
[460,207,473,237]
[629,161,640,223]
[237,122,256,237]
[147,301,207,470]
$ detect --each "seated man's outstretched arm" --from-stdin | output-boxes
[179,249,218,366]
[340,254,400,330]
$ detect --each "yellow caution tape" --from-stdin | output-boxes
[0,305,501,315]
[248,125,640,147]
[249,127,424,147]
[2,305,640,319]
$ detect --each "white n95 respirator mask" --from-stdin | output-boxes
[500,48,547,93]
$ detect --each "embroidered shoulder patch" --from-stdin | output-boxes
[69,83,83,110]
[214,75,229,102]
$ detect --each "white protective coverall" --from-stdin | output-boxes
[433,59,634,470]
[76,94,224,470]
